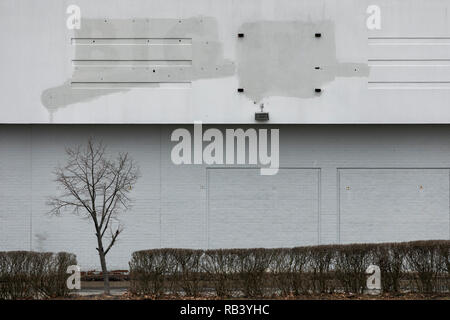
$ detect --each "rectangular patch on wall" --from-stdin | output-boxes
[207,168,320,248]
[338,168,450,243]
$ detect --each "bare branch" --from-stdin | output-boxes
[48,138,140,256]
[104,225,123,256]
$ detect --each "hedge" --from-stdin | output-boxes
[129,240,449,297]
[0,251,77,299]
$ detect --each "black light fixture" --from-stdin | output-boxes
[255,103,269,121]
[315,33,321,38]
[315,88,322,93]
[238,33,245,38]
[255,112,269,121]
[237,88,244,93]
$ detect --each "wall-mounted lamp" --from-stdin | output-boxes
[255,103,269,121]
[255,112,269,121]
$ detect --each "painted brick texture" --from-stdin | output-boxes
[0,125,449,270]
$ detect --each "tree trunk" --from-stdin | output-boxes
[97,237,110,295]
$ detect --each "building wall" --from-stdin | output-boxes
[1,124,449,270]
[2,0,450,123]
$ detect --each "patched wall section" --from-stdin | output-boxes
[41,17,235,117]
[236,20,368,102]
[40,16,369,119]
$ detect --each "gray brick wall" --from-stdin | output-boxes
[0,125,449,270]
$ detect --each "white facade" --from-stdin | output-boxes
[1,1,450,270]
[1,0,450,123]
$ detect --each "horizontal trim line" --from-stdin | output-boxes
[72,59,192,62]
[72,60,192,66]
[71,37,192,40]
[368,81,450,83]
[71,38,192,45]
[368,59,450,61]
[368,37,450,39]
[71,81,191,84]
[70,82,192,89]
[337,167,450,169]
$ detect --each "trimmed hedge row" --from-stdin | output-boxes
[129,240,449,297]
[0,251,77,299]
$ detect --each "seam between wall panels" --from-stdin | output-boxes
[159,126,162,248]
[336,168,341,244]
[29,125,33,251]
[206,168,210,250]
[317,168,321,245]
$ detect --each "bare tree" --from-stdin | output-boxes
[48,138,140,294]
